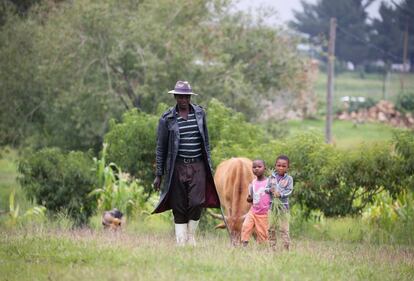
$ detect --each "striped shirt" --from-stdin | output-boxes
[266,172,293,210]
[177,112,202,158]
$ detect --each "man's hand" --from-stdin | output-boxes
[153,176,162,191]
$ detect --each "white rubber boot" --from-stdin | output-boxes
[175,223,188,246]
[187,220,199,246]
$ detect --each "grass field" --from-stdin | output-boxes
[0,102,412,280]
[0,227,413,281]
[286,119,396,149]
[1,145,414,281]
[314,72,414,109]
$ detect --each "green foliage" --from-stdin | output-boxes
[7,189,19,226]
[205,101,412,217]
[363,190,414,244]
[395,91,414,113]
[206,98,268,166]
[393,130,414,191]
[18,148,97,226]
[4,188,47,228]
[259,132,408,217]
[2,228,413,280]
[0,0,306,149]
[90,143,155,217]
[104,109,157,192]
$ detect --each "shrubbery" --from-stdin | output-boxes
[104,109,158,193]
[100,100,413,217]
[395,91,414,113]
[15,101,414,228]
[362,190,414,244]
[91,143,156,217]
[18,148,97,226]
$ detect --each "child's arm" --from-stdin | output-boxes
[279,177,293,199]
[246,183,253,203]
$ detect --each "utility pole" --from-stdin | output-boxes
[401,21,409,92]
[325,18,336,144]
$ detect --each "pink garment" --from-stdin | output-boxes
[250,179,271,215]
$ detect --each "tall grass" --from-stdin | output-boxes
[90,143,159,218]
[1,137,413,280]
[0,148,32,214]
[0,225,413,281]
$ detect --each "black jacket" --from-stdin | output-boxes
[152,103,220,213]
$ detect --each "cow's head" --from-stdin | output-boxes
[215,211,247,245]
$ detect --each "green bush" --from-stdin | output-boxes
[104,109,158,193]
[99,101,412,218]
[18,148,97,226]
[395,91,414,113]
[363,190,414,245]
[258,133,406,217]
[206,98,268,166]
[394,130,414,192]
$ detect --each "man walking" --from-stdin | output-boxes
[152,80,221,246]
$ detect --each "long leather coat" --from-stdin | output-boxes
[152,103,221,214]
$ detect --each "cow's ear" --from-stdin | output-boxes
[215,223,226,229]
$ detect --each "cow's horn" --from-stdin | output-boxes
[207,209,225,220]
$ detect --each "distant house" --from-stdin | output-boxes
[391,63,411,72]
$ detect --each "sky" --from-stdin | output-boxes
[234,0,384,25]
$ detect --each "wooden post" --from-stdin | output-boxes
[401,21,409,92]
[325,18,336,144]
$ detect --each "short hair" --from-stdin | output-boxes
[276,155,289,166]
[110,208,123,219]
[253,159,266,167]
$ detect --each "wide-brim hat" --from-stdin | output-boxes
[168,80,197,95]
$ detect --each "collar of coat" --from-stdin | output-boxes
[270,171,288,179]
[164,103,204,119]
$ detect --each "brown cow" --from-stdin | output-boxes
[213,157,255,244]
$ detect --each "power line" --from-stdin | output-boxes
[336,23,401,61]
[313,6,403,62]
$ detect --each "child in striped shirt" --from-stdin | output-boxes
[267,155,293,250]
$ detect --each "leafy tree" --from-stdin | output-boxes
[0,12,44,146]
[290,0,372,66]
[0,0,307,150]
[370,2,403,64]
[394,0,414,71]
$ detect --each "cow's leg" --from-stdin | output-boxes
[187,219,199,246]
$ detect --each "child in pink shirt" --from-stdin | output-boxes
[241,159,272,246]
